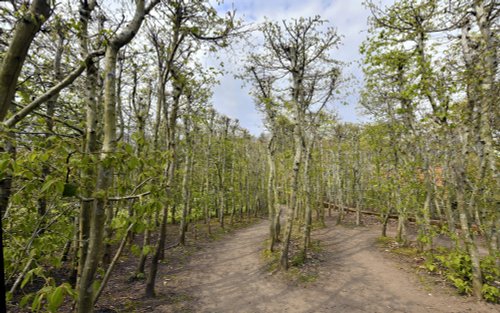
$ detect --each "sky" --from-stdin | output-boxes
[204,0,392,135]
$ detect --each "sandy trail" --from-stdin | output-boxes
[153,217,498,313]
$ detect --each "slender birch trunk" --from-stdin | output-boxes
[78,1,159,311]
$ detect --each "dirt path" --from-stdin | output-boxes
[153,217,499,313]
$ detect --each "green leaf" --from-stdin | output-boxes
[21,268,35,289]
[39,152,50,162]
[41,178,60,193]
[124,143,134,154]
[6,291,13,302]
[0,158,10,176]
[19,293,33,307]
[62,283,78,299]
[48,285,65,312]
[62,183,78,197]
[128,156,140,170]
[143,245,155,256]
[56,180,65,195]
[18,90,31,104]
[133,222,146,234]
[131,244,141,257]
[31,293,44,312]
[92,280,101,295]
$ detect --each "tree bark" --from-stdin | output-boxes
[302,137,314,257]
[0,0,51,121]
[136,214,151,275]
[77,45,119,313]
[267,136,278,251]
[77,0,98,289]
[454,158,483,300]
[77,1,159,311]
[280,47,304,268]
[179,114,193,245]
[145,65,182,297]
[204,111,215,235]
[145,206,168,297]
[280,121,302,270]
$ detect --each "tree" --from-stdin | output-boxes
[246,16,341,269]
[245,66,282,251]
[362,0,499,299]
[77,1,160,311]
[143,0,239,296]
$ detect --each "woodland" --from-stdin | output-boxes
[0,0,498,312]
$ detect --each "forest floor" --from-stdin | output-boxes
[97,213,500,313]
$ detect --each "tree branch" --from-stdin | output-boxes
[80,191,152,202]
[3,50,104,128]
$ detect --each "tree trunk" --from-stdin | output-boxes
[145,64,182,297]
[94,223,135,304]
[455,166,483,300]
[179,115,192,245]
[204,112,215,235]
[136,214,151,275]
[381,211,390,237]
[0,5,51,309]
[474,0,498,185]
[267,136,278,251]
[77,43,118,312]
[302,138,313,257]
[76,0,98,288]
[418,156,433,252]
[280,121,302,270]
[0,0,51,120]
[77,44,120,313]
[78,1,157,310]
[218,118,230,228]
[145,206,168,297]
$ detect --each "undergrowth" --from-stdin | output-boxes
[378,236,500,303]
[261,225,323,285]
[423,250,500,303]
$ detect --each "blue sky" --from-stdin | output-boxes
[207,0,392,135]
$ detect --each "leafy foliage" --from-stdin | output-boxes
[427,251,500,302]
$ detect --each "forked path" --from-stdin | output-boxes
[154,218,498,313]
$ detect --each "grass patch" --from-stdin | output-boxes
[261,240,280,273]
[259,224,324,286]
[290,253,305,267]
[299,272,318,283]
[417,272,434,293]
[309,239,322,253]
[376,236,393,245]
[121,299,137,312]
[393,246,418,257]
[166,292,193,304]
[284,265,319,284]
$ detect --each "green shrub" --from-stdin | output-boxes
[482,284,500,303]
[431,250,500,303]
[435,251,472,289]
[290,253,305,267]
[480,256,500,303]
